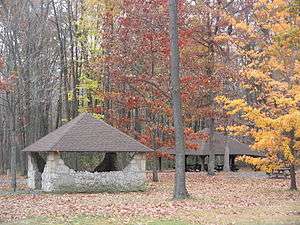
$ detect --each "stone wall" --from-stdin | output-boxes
[27,153,42,189]
[40,152,147,193]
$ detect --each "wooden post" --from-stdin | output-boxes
[230,155,236,171]
[185,155,188,171]
[158,157,162,171]
[200,156,205,171]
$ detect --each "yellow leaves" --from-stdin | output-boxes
[271,22,291,33]
[274,110,300,132]
[243,108,273,129]
[225,99,247,115]
[216,97,248,116]
[235,22,249,32]
[226,125,249,136]
[267,57,285,72]
[91,113,104,120]
[215,95,229,104]
[272,0,288,8]
[213,34,231,44]
[268,96,297,109]
[238,155,283,173]
[217,0,300,172]
[245,69,269,81]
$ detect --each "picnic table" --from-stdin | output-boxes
[230,164,239,172]
[267,167,290,179]
[185,164,202,172]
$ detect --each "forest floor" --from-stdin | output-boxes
[0,171,299,225]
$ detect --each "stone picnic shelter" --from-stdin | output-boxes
[23,113,153,193]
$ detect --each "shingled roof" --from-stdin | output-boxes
[160,131,264,157]
[23,113,153,153]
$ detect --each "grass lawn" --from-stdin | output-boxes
[0,172,299,225]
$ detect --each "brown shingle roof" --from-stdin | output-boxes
[23,113,153,153]
[160,131,264,157]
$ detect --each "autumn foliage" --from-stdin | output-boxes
[217,0,300,190]
[80,0,253,160]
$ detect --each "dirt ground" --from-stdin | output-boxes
[0,172,299,225]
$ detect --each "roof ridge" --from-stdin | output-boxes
[50,114,86,151]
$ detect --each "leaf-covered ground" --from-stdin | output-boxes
[0,172,299,225]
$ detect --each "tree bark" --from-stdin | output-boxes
[223,135,230,172]
[152,158,159,182]
[288,129,297,190]
[169,0,189,199]
[207,117,215,175]
[290,164,297,190]
[200,156,205,171]
[152,128,159,182]
[9,95,17,191]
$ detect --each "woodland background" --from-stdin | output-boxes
[0,0,299,183]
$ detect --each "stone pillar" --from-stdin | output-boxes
[124,153,146,174]
[42,152,71,192]
[27,153,42,190]
[132,153,146,171]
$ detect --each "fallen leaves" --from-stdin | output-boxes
[0,172,299,224]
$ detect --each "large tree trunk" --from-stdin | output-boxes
[152,129,159,182]
[169,0,189,199]
[290,164,297,190]
[152,158,159,182]
[288,129,297,190]
[9,97,17,191]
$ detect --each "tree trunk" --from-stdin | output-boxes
[200,156,205,171]
[290,164,297,190]
[207,118,215,175]
[169,0,189,199]
[152,157,159,182]
[10,136,17,191]
[223,136,230,172]
[10,106,17,191]
[287,129,297,190]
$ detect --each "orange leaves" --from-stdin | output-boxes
[180,75,220,99]
[146,151,175,160]
[139,134,152,147]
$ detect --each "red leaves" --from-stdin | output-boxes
[126,96,140,109]
[139,134,152,147]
